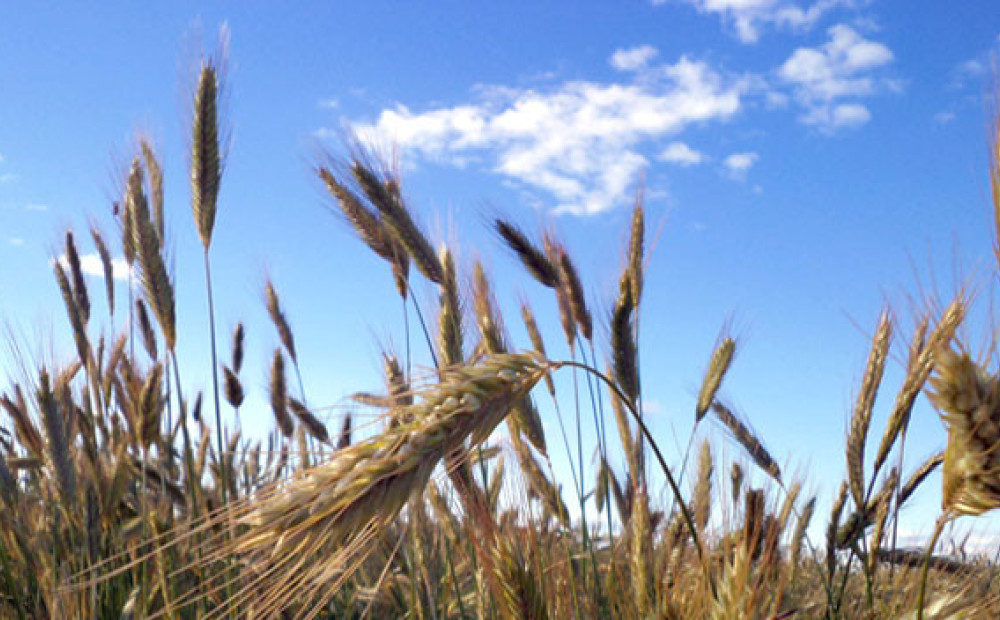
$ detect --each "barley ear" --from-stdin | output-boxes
[611,278,639,407]
[627,188,644,305]
[134,299,158,360]
[140,138,165,248]
[289,397,330,444]
[64,230,90,324]
[712,401,781,482]
[222,365,244,409]
[873,315,929,477]
[231,322,245,373]
[89,226,116,316]
[437,245,464,367]
[495,218,559,288]
[318,166,395,261]
[847,310,892,509]
[555,248,592,342]
[352,161,442,283]
[521,301,555,396]
[265,279,297,363]
[826,481,849,578]
[269,349,294,438]
[54,262,90,364]
[927,345,1000,516]
[693,440,713,532]
[191,59,223,251]
[38,369,76,506]
[696,336,735,422]
[126,158,176,350]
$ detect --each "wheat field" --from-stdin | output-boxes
[2,41,1000,620]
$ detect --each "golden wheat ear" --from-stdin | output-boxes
[927,345,1000,516]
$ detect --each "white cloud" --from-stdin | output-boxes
[801,102,870,128]
[0,173,15,184]
[55,253,132,281]
[8,237,24,247]
[665,0,850,44]
[25,203,49,212]
[357,54,742,215]
[610,45,659,71]
[659,141,706,166]
[778,24,892,130]
[724,151,759,179]
[318,98,339,110]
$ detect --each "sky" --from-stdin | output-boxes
[2,1,1000,545]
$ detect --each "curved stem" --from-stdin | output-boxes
[551,359,717,598]
[916,515,948,620]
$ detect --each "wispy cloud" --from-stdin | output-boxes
[777,24,893,131]
[610,44,659,71]
[352,51,742,215]
[661,0,851,44]
[25,203,50,212]
[54,253,131,281]
[0,173,15,184]
[933,111,956,125]
[659,141,706,166]
[8,237,24,247]
[724,151,759,179]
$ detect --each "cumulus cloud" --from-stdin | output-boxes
[356,52,742,215]
[54,253,131,281]
[778,24,892,130]
[610,44,659,71]
[659,141,706,166]
[724,151,758,178]
[662,0,850,44]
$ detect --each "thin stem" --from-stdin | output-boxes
[169,349,199,515]
[916,515,948,620]
[407,284,439,370]
[203,251,227,504]
[552,359,717,598]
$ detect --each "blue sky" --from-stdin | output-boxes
[2,1,1000,543]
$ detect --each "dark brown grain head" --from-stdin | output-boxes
[265,279,297,364]
[269,349,293,438]
[223,365,244,409]
[89,226,116,316]
[289,397,330,444]
[140,138,165,248]
[64,230,90,325]
[126,157,176,350]
[231,322,245,374]
[352,160,443,284]
[191,60,224,251]
[555,248,592,342]
[495,218,559,288]
[134,299,158,360]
